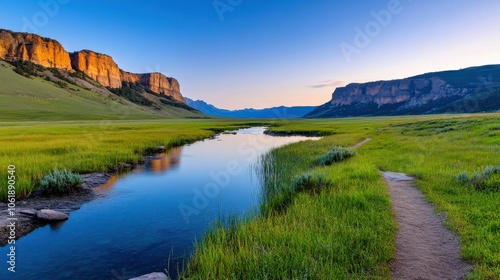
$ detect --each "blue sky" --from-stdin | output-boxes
[1,0,500,109]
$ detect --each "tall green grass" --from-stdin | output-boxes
[183,113,500,279]
[0,119,253,199]
[182,134,396,279]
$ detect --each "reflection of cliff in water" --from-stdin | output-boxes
[95,147,184,192]
[146,147,183,173]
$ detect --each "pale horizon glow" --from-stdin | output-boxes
[1,0,500,110]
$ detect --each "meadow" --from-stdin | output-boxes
[0,119,261,199]
[0,113,498,279]
[182,114,500,279]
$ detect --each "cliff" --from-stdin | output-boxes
[307,65,500,118]
[70,50,121,88]
[0,29,185,104]
[121,71,184,103]
[0,29,72,70]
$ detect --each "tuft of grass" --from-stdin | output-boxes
[455,166,500,192]
[319,146,356,166]
[39,169,83,195]
[291,172,333,194]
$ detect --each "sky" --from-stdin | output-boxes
[1,0,500,110]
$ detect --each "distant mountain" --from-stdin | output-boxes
[307,65,500,118]
[185,98,315,118]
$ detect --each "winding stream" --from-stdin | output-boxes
[1,127,318,280]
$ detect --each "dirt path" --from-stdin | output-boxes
[383,172,471,280]
[349,137,372,149]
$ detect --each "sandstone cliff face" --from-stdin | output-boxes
[305,68,500,118]
[140,73,184,103]
[0,29,72,70]
[121,71,184,103]
[70,50,122,88]
[330,77,466,107]
[0,29,186,104]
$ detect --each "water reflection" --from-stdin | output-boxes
[146,147,183,173]
[0,128,319,280]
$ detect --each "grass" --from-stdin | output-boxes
[39,169,83,195]
[318,146,356,166]
[182,135,396,279]
[0,60,200,120]
[455,166,500,192]
[0,119,258,199]
[0,90,499,279]
[182,113,500,279]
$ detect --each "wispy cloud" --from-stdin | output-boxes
[308,79,346,89]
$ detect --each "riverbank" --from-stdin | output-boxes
[182,113,500,279]
[182,133,397,278]
[0,172,112,246]
[0,119,256,200]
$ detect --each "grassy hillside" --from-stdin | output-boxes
[0,61,200,121]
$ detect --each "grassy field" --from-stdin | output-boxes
[0,111,498,278]
[0,119,261,199]
[182,113,500,279]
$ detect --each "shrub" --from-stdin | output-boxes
[291,172,333,194]
[319,146,356,166]
[39,169,83,195]
[11,60,42,78]
[455,166,500,192]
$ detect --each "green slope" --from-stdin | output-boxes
[0,61,201,121]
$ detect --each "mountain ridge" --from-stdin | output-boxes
[307,64,500,118]
[185,98,315,118]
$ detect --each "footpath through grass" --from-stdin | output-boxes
[182,113,500,279]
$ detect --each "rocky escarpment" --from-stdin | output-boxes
[70,50,122,88]
[0,29,72,70]
[0,29,185,104]
[307,65,500,118]
[121,71,184,103]
[330,77,466,107]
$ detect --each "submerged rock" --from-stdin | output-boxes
[37,209,69,221]
[129,272,169,280]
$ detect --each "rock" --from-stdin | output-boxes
[0,28,186,103]
[19,210,37,216]
[70,50,122,88]
[129,272,169,280]
[306,66,494,118]
[37,209,69,221]
[382,172,414,182]
[0,29,73,70]
[121,163,134,170]
[121,71,184,103]
[52,209,72,214]
[157,146,166,151]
